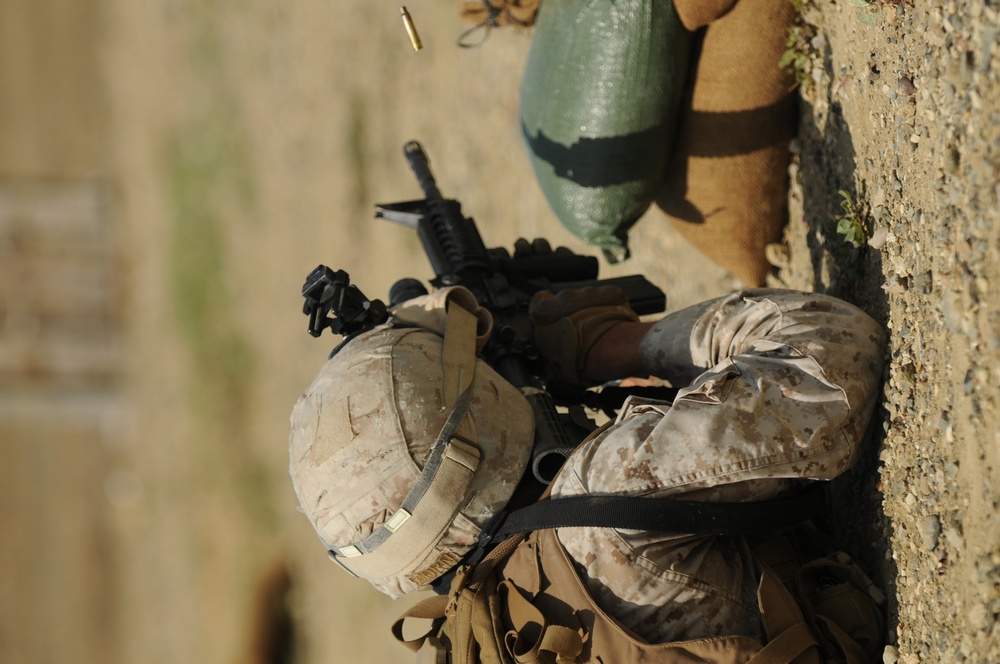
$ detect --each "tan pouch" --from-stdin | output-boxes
[794,552,887,662]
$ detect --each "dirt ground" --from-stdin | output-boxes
[773,3,1000,661]
[1,1,997,663]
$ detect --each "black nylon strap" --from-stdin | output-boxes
[489,483,828,543]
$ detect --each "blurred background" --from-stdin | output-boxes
[0,1,734,662]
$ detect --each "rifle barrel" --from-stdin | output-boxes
[403,141,443,201]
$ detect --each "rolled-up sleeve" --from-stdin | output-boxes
[546,289,887,644]
[552,288,887,500]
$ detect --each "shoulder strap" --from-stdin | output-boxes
[391,594,449,653]
[478,483,828,550]
[391,534,531,657]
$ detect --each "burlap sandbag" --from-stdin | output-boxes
[464,0,796,283]
[659,0,798,286]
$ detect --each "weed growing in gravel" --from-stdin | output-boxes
[835,190,869,248]
[850,0,880,25]
[851,0,910,24]
[780,0,819,92]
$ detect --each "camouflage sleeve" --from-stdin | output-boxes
[544,289,886,644]
[552,288,888,500]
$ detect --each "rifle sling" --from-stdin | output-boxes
[485,483,827,545]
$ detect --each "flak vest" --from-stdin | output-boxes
[394,525,884,664]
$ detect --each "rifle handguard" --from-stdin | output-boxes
[529,287,639,386]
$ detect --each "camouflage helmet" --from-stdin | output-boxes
[289,287,534,597]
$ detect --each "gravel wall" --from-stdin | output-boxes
[771,2,1000,661]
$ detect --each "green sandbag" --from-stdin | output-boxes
[520,0,691,261]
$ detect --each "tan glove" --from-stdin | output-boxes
[529,286,639,386]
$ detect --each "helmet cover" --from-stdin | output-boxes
[289,292,534,597]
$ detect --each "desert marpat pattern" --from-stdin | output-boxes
[549,289,887,643]
[289,325,534,599]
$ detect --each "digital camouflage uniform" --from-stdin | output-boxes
[548,289,886,644]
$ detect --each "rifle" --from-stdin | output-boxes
[301,140,667,483]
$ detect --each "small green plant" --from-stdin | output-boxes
[835,190,869,248]
[850,0,879,25]
[780,2,819,91]
[851,0,909,25]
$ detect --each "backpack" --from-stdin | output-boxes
[392,490,886,663]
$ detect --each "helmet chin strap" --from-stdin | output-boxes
[441,297,479,423]
[327,299,483,583]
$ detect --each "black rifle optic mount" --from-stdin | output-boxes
[301,266,388,339]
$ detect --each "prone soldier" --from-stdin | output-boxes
[288,145,889,662]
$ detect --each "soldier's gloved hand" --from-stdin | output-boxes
[529,286,639,386]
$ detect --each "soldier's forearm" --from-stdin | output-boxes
[582,321,652,383]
